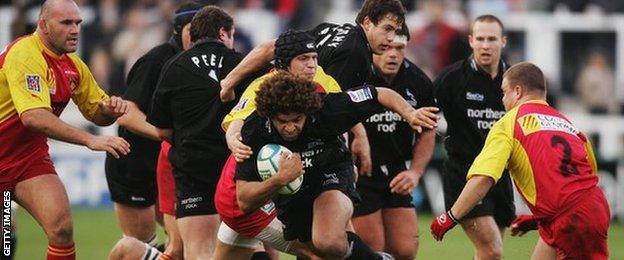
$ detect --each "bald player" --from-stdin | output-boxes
[0,0,130,259]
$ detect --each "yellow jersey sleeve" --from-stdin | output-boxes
[4,42,52,115]
[583,134,599,174]
[221,74,270,130]
[68,54,109,121]
[467,108,518,182]
[314,66,341,93]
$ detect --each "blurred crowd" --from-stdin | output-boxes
[1,0,622,115]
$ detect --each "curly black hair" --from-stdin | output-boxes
[255,71,322,118]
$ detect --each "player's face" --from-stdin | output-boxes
[40,1,82,54]
[288,52,317,81]
[272,113,306,141]
[469,21,506,68]
[363,14,401,55]
[220,27,236,49]
[501,77,519,111]
[373,40,405,77]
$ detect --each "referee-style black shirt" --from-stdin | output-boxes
[308,23,374,90]
[109,39,181,171]
[363,59,437,166]
[148,39,244,181]
[434,56,508,163]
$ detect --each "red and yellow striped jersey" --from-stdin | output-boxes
[0,33,108,165]
[467,100,599,220]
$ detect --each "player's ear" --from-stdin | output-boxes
[38,19,48,34]
[362,16,373,31]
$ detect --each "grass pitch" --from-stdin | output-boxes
[14,208,624,259]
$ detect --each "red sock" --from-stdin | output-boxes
[47,243,75,260]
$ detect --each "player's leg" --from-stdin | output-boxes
[351,183,385,251]
[312,190,382,260]
[105,156,158,243]
[157,141,183,258]
[113,204,157,243]
[162,214,183,260]
[311,190,352,259]
[213,222,257,260]
[382,207,417,260]
[108,236,167,260]
[352,211,384,251]
[177,214,220,259]
[459,216,503,260]
[530,237,556,260]
[14,174,75,259]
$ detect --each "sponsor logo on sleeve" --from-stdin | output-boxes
[347,88,373,103]
[25,74,41,92]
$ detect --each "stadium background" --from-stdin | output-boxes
[1,0,623,259]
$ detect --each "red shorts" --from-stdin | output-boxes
[538,187,610,260]
[0,151,56,192]
[215,155,277,237]
[157,142,176,216]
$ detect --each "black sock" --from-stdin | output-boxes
[251,251,270,260]
[344,231,381,260]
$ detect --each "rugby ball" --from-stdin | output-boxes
[256,144,303,194]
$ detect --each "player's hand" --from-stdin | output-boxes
[276,152,303,185]
[87,135,130,159]
[406,107,439,133]
[220,79,236,102]
[99,96,129,118]
[430,210,459,241]
[389,170,420,195]
[511,214,538,237]
[350,135,372,176]
[226,132,252,162]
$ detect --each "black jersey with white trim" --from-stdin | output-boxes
[434,56,508,163]
[308,23,374,90]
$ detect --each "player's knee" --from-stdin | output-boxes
[312,234,347,258]
[47,217,73,244]
[388,245,416,260]
[108,237,145,260]
[478,244,503,260]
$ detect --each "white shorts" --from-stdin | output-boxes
[217,217,293,253]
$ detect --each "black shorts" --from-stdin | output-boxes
[353,161,413,217]
[278,162,359,242]
[442,159,516,227]
[105,153,157,207]
[174,168,219,218]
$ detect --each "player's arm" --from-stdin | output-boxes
[376,87,439,132]
[221,39,276,101]
[21,108,130,158]
[91,96,129,126]
[225,119,253,162]
[236,152,303,214]
[389,129,435,194]
[116,101,161,141]
[430,115,514,241]
[350,123,372,176]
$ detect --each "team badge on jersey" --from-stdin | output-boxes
[347,88,373,103]
[26,74,41,92]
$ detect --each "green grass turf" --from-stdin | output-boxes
[15,208,624,259]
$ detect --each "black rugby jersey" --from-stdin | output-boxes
[235,86,385,194]
[308,23,374,90]
[148,39,245,181]
[362,59,436,166]
[434,56,508,163]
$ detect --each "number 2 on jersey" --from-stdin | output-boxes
[550,135,579,176]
